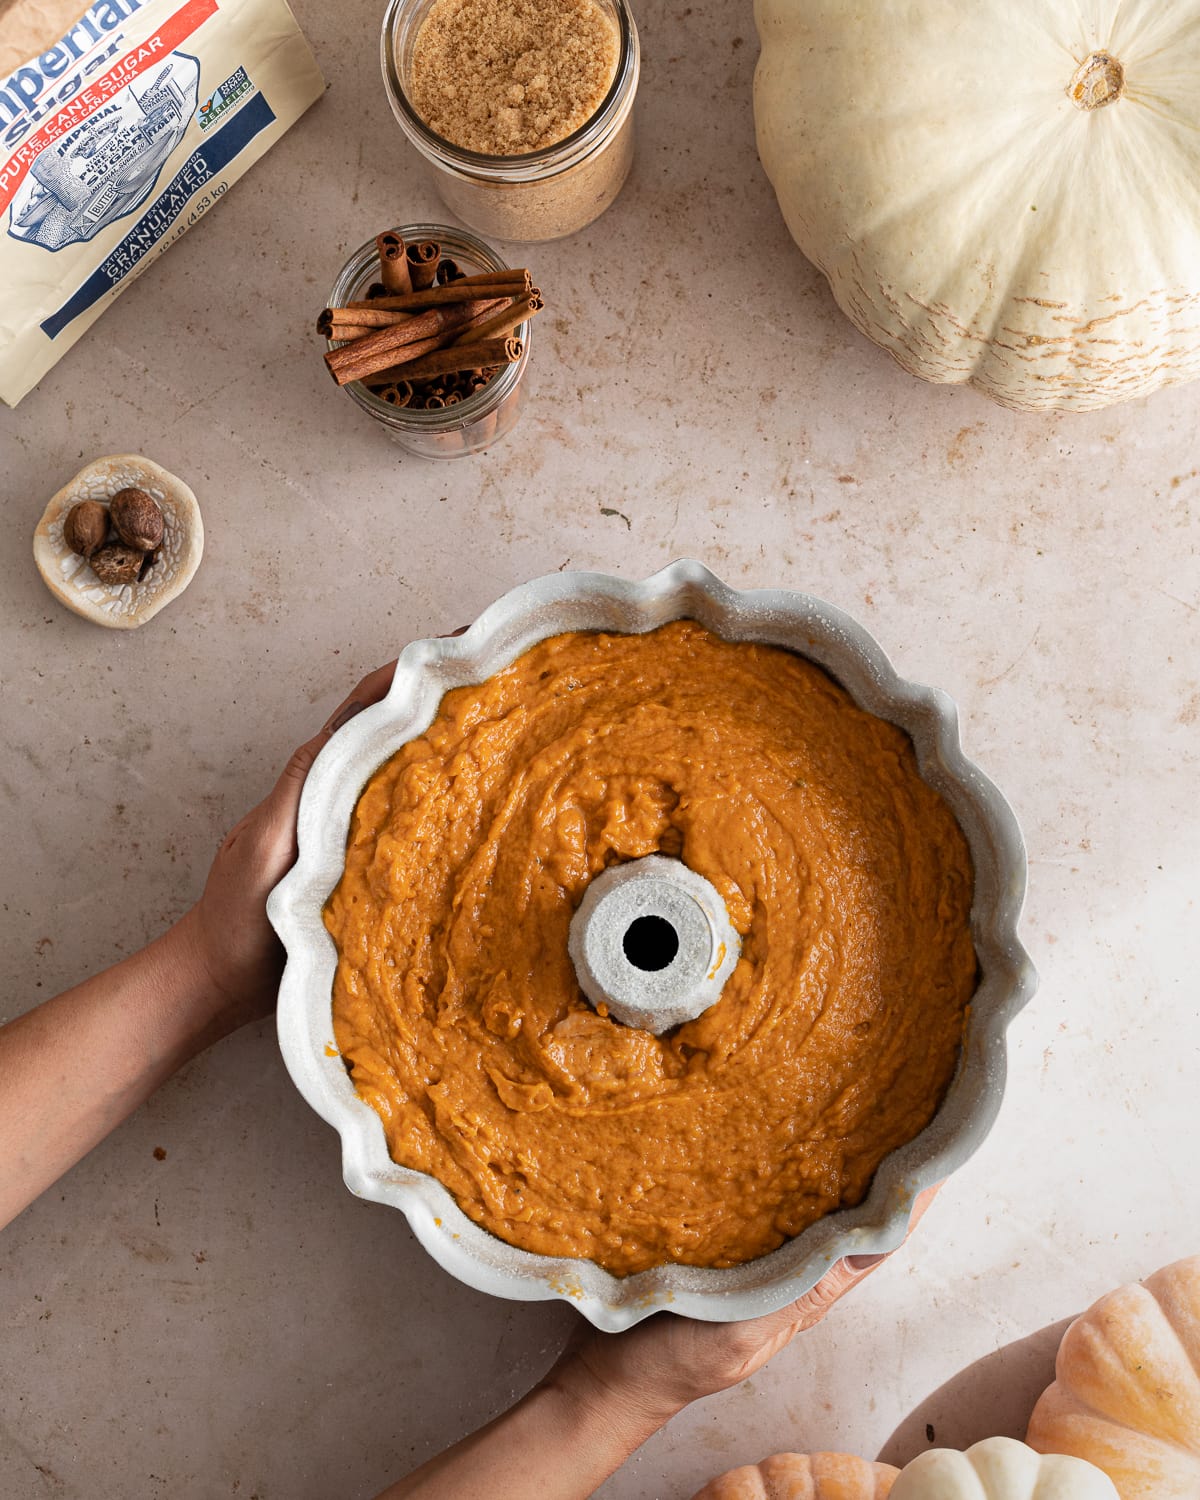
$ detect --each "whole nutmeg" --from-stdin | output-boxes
[34,455,202,630]
[63,499,110,558]
[110,486,164,552]
[90,543,145,587]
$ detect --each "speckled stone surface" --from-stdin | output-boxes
[1,1,1198,1497]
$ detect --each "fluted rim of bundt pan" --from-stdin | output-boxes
[269,560,1037,1330]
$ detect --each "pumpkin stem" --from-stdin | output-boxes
[1068,51,1125,110]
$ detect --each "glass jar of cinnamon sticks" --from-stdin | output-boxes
[323,225,533,459]
[381,0,639,242]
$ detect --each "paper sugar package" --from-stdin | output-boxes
[0,0,323,406]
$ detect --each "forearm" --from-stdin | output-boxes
[375,1362,672,1500]
[0,909,231,1231]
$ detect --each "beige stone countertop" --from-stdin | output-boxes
[2,1,1198,1496]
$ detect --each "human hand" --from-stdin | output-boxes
[549,1186,940,1431]
[0,659,406,1235]
[177,661,397,1035]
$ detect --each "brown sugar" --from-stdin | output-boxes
[409,0,620,155]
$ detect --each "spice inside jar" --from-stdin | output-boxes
[382,0,639,241]
[324,225,533,459]
[409,0,619,154]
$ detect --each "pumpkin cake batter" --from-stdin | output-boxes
[325,621,977,1276]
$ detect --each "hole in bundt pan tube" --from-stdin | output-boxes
[622,914,680,971]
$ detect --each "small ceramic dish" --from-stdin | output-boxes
[269,560,1036,1330]
[33,454,203,630]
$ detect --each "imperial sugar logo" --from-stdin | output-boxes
[197,66,254,131]
[0,0,149,151]
[0,0,216,153]
[0,0,219,240]
[9,53,199,248]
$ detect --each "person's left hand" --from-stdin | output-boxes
[178,661,397,1034]
[548,1186,940,1432]
[548,1255,886,1435]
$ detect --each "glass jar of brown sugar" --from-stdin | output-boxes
[381,0,639,242]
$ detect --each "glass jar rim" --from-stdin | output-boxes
[326,224,531,435]
[380,0,638,180]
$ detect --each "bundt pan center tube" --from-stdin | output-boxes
[569,854,742,1033]
[268,560,1036,1331]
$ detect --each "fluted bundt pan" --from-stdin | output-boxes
[269,560,1035,1330]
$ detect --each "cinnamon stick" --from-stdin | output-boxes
[442,296,527,348]
[406,240,439,291]
[452,291,542,346]
[453,268,532,288]
[321,306,415,331]
[319,319,379,341]
[371,334,457,376]
[324,300,500,385]
[372,381,414,408]
[387,337,522,385]
[345,274,529,313]
[329,331,449,384]
[377,231,413,296]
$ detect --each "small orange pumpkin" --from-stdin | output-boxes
[690,1451,899,1499]
[1026,1254,1200,1497]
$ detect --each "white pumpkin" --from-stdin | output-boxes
[891,1436,1118,1499]
[753,0,1200,411]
